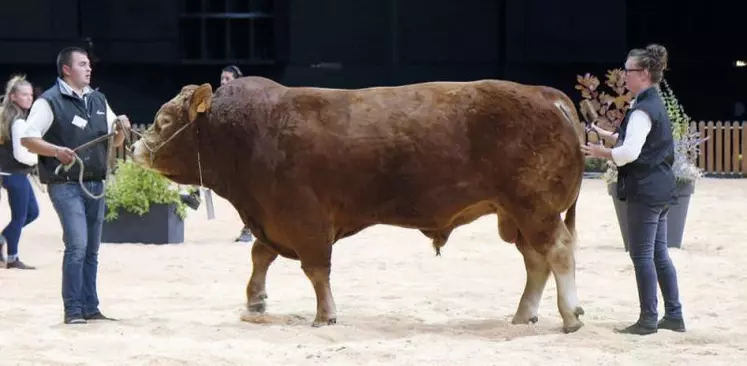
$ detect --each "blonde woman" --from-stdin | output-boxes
[0,74,39,269]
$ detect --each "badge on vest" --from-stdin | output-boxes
[71,115,88,129]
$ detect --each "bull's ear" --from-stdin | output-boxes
[180,84,199,94]
[188,83,213,122]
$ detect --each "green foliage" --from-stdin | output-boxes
[660,80,690,142]
[658,80,707,184]
[104,159,187,222]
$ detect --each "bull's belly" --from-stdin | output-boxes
[366,194,497,231]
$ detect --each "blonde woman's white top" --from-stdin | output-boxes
[11,118,38,166]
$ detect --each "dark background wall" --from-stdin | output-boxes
[0,0,745,124]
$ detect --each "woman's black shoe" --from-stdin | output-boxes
[614,321,657,335]
[658,317,686,332]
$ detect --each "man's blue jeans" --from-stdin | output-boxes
[626,201,683,327]
[48,181,105,317]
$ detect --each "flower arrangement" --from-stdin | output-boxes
[575,69,707,186]
[575,69,634,138]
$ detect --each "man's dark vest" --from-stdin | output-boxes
[37,81,110,184]
[0,123,35,174]
[615,86,676,205]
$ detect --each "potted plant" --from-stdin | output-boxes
[101,159,188,244]
[576,70,706,250]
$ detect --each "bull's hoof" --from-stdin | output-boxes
[311,317,337,327]
[561,307,586,334]
[247,301,266,314]
[511,313,539,325]
[563,320,584,334]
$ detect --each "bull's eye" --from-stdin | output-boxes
[156,117,173,134]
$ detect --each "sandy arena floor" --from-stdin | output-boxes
[0,178,745,365]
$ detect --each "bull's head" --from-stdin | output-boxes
[131,83,213,184]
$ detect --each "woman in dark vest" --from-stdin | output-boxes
[581,43,685,335]
[0,75,40,269]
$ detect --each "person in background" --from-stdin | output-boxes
[581,43,685,335]
[220,64,243,86]
[0,74,40,269]
[21,46,130,324]
[219,65,254,243]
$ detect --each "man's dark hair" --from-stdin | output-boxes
[56,47,88,78]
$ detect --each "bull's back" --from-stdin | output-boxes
[262,80,582,227]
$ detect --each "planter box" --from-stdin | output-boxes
[102,203,184,244]
[607,181,694,251]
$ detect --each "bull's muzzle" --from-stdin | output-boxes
[130,140,149,167]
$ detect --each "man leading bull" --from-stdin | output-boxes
[21,46,130,325]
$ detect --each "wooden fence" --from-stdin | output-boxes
[119,122,746,178]
[693,121,746,177]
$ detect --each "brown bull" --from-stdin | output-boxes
[131,76,587,333]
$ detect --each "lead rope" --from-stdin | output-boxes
[193,126,215,220]
[54,128,121,199]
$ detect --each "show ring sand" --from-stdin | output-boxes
[0,178,744,365]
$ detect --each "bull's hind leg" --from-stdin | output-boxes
[548,221,584,333]
[519,214,584,333]
[500,211,549,324]
[246,241,279,313]
[512,235,551,325]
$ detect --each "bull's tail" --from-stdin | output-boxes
[555,99,582,242]
[554,99,585,145]
[563,193,578,242]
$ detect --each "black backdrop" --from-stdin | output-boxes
[0,0,744,124]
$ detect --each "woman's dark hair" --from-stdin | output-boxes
[222,65,243,79]
[627,43,669,84]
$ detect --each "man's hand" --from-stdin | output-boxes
[113,115,131,147]
[115,115,131,134]
[55,146,77,165]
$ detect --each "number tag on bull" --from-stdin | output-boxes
[203,188,216,220]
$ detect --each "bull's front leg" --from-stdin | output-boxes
[246,240,278,313]
[297,245,337,327]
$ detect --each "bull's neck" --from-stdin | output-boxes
[192,123,239,201]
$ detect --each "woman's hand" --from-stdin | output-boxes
[580,142,612,160]
[591,124,610,137]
